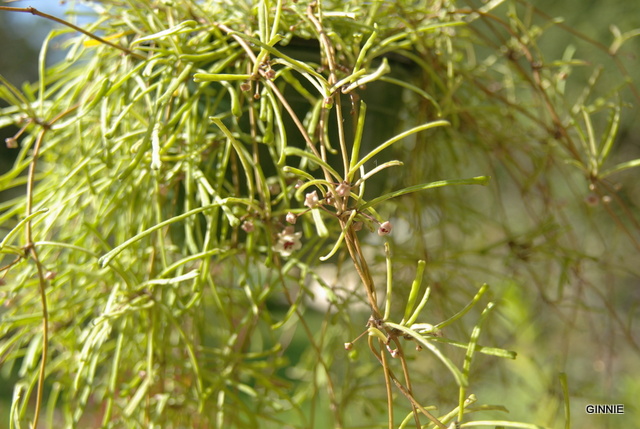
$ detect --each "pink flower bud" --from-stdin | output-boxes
[325,193,334,205]
[241,221,254,233]
[335,182,351,197]
[304,190,320,208]
[5,137,18,149]
[286,212,297,224]
[377,221,392,236]
[584,193,599,207]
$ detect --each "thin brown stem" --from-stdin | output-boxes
[368,336,447,429]
[20,102,77,428]
[305,3,350,178]
[392,338,421,428]
[343,226,381,318]
[29,247,49,429]
[23,128,48,429]
[0,6,145,60]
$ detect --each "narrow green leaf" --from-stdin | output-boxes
[311,208,328,237]
[598,101,621,165]
[79,77,111,116]
[221,81,242,117]
[284,147,342,181]
[124,377,151,416]
[0,208,48,248]
[156,63,193,106]
[348,120,450,180]
[384,322,468,387]
[581,108,598,172]
[379,76,441,115]
[319,209,358,261]
[404,285,431,327]
[383,242,393,320]
[193,73,252,82]
[210,117,255,198]
[99,202,225,267]
[0,74,37,118]
[360,176,490,210]
[430,337,517,359]
[368,326,390,343]
[600,158,640,178]
[349,101,368,174]
[130,20,198,46]
[435,283,489,330]
[341,58,390,94]
[462,300,497,412]
[401,260,426,324]
[354,160,403,186]
[354,24,378,71]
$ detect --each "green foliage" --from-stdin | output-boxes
[1,0,638,428]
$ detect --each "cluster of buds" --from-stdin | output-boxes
[271,184,393,257]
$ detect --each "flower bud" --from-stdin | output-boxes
[5,137,18,149]
[377,220,392,236]
[325,192,334,205]
[584,193,599,207]
[264,68,276,80]
[335,181,351,197]
[286,212,297,224]
[304,190,319,208]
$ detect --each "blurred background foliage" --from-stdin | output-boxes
[0,0,638,428]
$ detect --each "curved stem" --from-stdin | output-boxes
[29,247,49,429]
